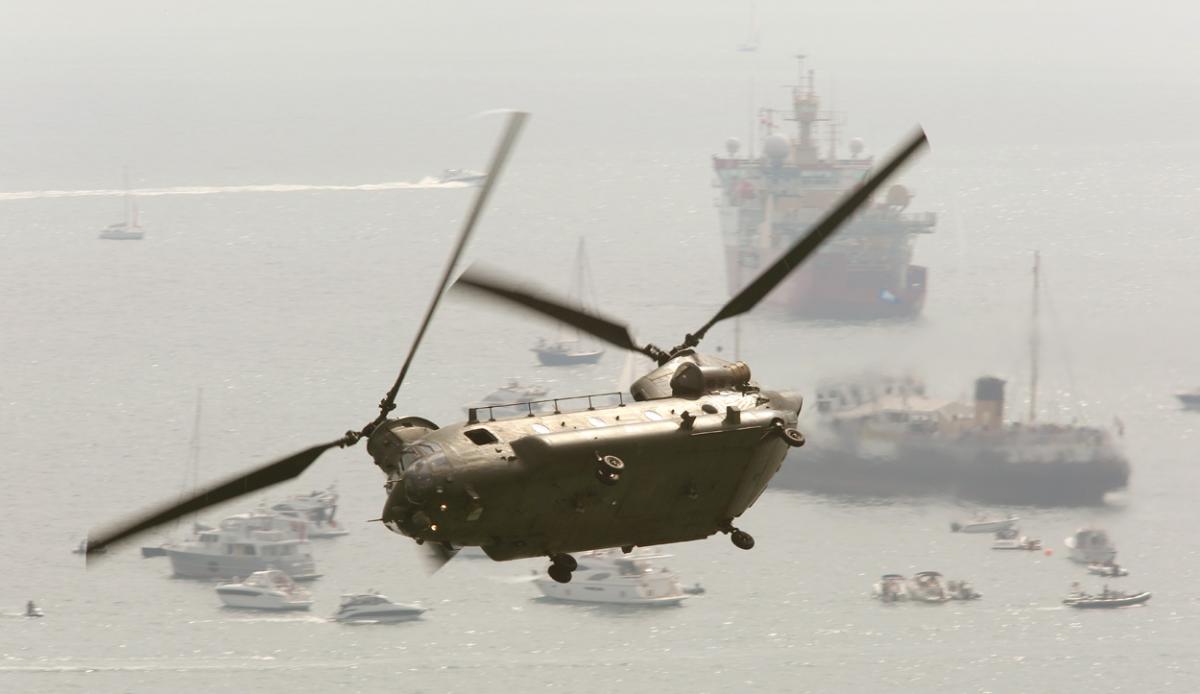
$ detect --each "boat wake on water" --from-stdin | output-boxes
[0,179,470,201]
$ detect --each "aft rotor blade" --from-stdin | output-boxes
[374,112,528,422]
[454,265,658,360]
[692,128,928,341]
[422,541,460,573]
[86,439,346,557]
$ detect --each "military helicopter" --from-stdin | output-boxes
[87,112,927,584]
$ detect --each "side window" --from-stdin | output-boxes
[464,428,499,445]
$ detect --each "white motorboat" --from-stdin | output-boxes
[907,571,951,603]
[435,168,487,185]
[1088,562,1129,577]
[163,513,320,580]
[1063,584,1150,609]
[950,514,1019,534]
[991,527,1042,551]
[270,485,348,538]
[216,570,313,611]
[532,548,689,606]
[332,593,425,623]
[871,574,910,603]
[1065,527,1117,564]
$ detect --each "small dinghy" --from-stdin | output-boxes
[1063,588,1150,609]
[1087,562,1129,577]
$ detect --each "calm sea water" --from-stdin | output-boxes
[4,10,1200,689]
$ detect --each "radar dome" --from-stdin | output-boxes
[849,137,865,158]
[885,184,912,209]
[725,138,741,156]
[763,134,790,164]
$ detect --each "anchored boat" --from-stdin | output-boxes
[216,570,313,611]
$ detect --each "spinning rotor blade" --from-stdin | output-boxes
[374,111,528,423]
[422,541,460,573]
[86,439,346,556]
[690,128,928,342]
[454,266,660,360]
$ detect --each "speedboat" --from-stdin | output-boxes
[1063,586,1150,609]
[216,570,313,611]
[1065,528,1117,564]
[950,514,1018,534]
[991,527,1042,551]
[163,513,320,580]
[907,571,951,603]
[332,593,425,623]
[532,548,689,606]
[1088,562,1129,577]
[871,574,910,603]
[435,169,487,185]
[1175,389,1200,409]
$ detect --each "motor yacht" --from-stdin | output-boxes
[532,548,689,606]
[270,485,348,538]
[332,593,425,623]
[216,570,313,611]
[163,513,320,580]
[1065,528,1117,564]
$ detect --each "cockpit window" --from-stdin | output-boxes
[531,423,551,434]
[587,416,605,428]
[643,410,664,421]
[463,428,499,445]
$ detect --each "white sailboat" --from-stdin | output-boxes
[99,168,144,240]
[531,238,605,366]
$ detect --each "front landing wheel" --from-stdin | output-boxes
[548,564,573,584]
[731,529,755,550]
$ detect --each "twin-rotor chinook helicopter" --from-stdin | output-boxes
[88,112,927,584]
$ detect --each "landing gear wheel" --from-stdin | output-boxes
[781,427,806,448]
[550,553,577,571]
[731,529,755,550]
[595,454,625,486]
[548,564,573,584]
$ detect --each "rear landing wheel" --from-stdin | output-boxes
[548,564,573,583]
[731,529,755,550]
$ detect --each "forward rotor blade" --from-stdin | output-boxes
[454,265,657,359]
[86,439,346,557]
[374,111,528,422]
[692,127,928,341]
[422,541,460,573]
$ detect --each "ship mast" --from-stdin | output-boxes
[1029,251,1040,423]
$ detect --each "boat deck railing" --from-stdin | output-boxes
[468,391,626,424]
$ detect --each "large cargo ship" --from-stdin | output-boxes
[712,59,936,319]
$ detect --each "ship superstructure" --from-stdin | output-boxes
[712,58,935,319]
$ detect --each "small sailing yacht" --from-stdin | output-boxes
[99,168,144,240]
[532,238,606,366]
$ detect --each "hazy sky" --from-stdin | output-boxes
[2,1,1198,189]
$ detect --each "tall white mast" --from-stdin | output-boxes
[1029,252,1040,423]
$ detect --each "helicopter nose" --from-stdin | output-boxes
[769,389,804,417]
